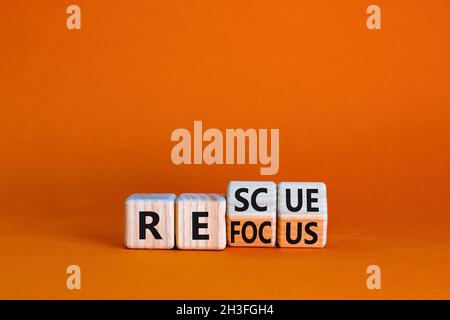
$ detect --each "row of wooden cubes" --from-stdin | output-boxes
[125,181,327,250]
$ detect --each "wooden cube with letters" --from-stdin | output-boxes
[176,193,227,250]
[124,194,176,249]
[226,181,277,247]
[277,182,327,248]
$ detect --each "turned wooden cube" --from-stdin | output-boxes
[226,181,276,247]
[176,193,226,250]
[124,194,176,249]
[277,182,327,248]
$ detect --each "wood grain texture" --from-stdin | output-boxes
[227,181,276,247]
[176,193,226,250]
[277,182,327,248]
[124,194,176,249]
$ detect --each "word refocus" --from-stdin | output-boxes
[124,181,327,250]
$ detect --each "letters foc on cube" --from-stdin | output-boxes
[125,194,176,249]
[176,193,227,250]
[277,182,328,248]
[226,181,277,247]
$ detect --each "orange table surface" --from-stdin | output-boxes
[0,1,449,299]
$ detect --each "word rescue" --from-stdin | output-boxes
[124,181,327,249]
[171,121,280,175]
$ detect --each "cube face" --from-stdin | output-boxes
[226,181,277,247]
[277,182,327,248]
[124,194,176,249]
[176,193,226,250]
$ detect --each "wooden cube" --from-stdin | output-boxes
[277,182,327,248]
[124,194,176,249]
[226,181,276,247]
[176,193,226,250]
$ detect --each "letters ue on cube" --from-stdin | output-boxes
[227,181,277,247]
[277,182,328,248]
[176,193,227,250]
[124,194,176,249]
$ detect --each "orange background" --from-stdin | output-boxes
[0,0,449,299]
